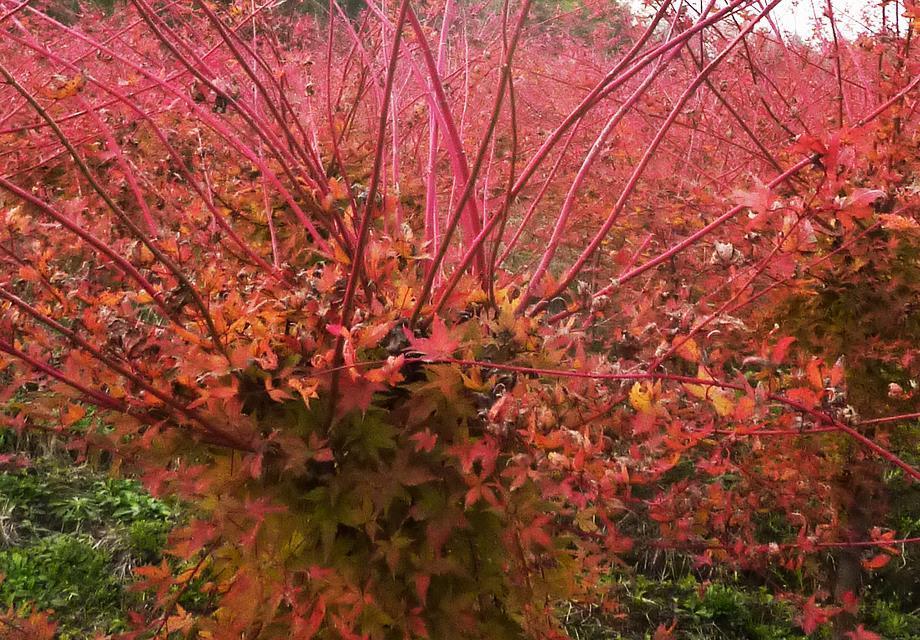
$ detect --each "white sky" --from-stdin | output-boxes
[764,0,896,38]
[629,0,901,39]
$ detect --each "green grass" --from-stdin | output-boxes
[0,534,124,636]
[0,432,179,637]
[563,573,809,640]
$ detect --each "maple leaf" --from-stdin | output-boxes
[336,376,385,415]
[166,519,218,560]
[519,514,553,548]
[841,590,859,614]
[17,264,41,283]
[60,402,86,427]
[786,387,819,411]
[44,73,86,100]
[3,610,57,640]
[629,381,655,413]
[798,596,840,635]
[805,358,825,391]
[653,620,677,640]
[735,182,777,229]
[365,355,405,385]
[770,336,797,365]
[403,316,460,361]
[409,428,438,453]
[674,336,700,363]
[454,437,500,477]
[356,321,393,349]
[845,625,882,640]
[861,553,892,570]
[464,481,499,509]
[733,395,755,421]
[166,604,195,634]
[845,188,885,212]
[328,177,348,200]
[133,561,175,602]
[735,182,774,214]
[683,368,734,417]
[879,213,920,234]
[289,377,320,405]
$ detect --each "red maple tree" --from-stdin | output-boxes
[0,0,918,637]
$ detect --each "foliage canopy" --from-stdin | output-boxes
[0,0,918,638]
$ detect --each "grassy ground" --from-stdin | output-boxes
[0,427,179,637]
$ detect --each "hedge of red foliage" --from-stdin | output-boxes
[0,0,918,637]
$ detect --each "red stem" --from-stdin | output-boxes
[547,156,815,322]
[859,412,920,426]
[529,0,785,313]
[509,0,747,200]
[75,95,158,236]
[338,0,412,332]
[406,7,485,271]
[0,339,125,411]
[521,11,691,309]
[5,19,306,277]
[409,0,535,325]
[315,355,920,481]
[0,58,230,357]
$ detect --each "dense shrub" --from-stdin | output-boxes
[0,0,918,638]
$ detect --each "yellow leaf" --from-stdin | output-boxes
[684,366,734,417]
[683,382,707,400]
[45,74,86,100]
[710,391,734,417]
[629,381,654,413]
[98,292,124,306]
[289,378,320,405]
[333,242,351,266]
[674,336,700,362]
[460,368,489,392]
[575,508,598,533]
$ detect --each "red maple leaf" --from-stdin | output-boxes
[409,428,438,453]
[798,596,840,634]
[403,316,460,361]
[846,625,882,640]
[861,553,892,570]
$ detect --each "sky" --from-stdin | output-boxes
[765,0,893,38]
[628,0,902,39]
